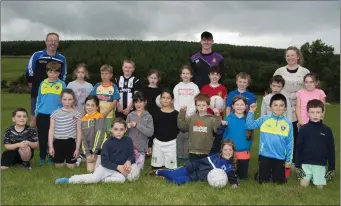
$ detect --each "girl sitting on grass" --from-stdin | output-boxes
[149,139,239,188]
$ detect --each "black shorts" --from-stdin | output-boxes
[53,138,77,164]
[1,148,34,167]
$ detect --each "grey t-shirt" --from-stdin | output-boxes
[50,108,82,139]
[273,65,310,122]
[67,80,93,115]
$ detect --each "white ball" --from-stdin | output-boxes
[127,164,140,181]
[207,168,228,188]
[155,95,162,108]
[209,95,225,110]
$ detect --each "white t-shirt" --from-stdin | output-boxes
[67,80,93,115]
[273,65,310,122]
[173,82,200,117]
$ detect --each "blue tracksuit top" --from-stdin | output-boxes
[223,113,252,152]
[246,112,293,163]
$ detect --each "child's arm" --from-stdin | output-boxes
[285,96,292,122]
[284,124,294,167]
[92,118,107,155]
[25,128,39,149]
[322,96,326,120]
[177,107,189,132]
[81,129,91,157]
[225,94,233,116]
[226,170,239,188]
[296,92,303,126]
[134,115,154,137]
[100,143,118,171]
[327,128,335,172]
[245,104,265,130]
[173,86,180,112]
[103,100,117,118]
[73,119,82,159]
[294,127,304,168]
[48,118,56,157]
[3,128,24,150]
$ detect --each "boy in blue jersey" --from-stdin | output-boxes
[246,93,293,184]
[225,72,256,116]
[35,61,66,166]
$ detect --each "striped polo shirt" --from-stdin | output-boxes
[50,108,82,139]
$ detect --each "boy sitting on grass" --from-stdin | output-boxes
[1,108,39,170]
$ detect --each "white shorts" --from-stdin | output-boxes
[151,138,177,169]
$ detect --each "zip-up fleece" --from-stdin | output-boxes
[126,110,154,153]
[223,113,252,152]
[177,110,222,154]
[246,112,293,164]
[81,112,107,156]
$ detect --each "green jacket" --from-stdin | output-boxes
[177,110,221,154]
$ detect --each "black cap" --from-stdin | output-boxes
[201,31,213,40]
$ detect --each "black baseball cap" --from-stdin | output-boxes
[201,31,213,40]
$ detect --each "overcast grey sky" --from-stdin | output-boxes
[1,1,340,53]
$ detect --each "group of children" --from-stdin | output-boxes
[1,59,335,189]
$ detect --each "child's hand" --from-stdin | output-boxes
[284,162,291,168]
[231,184,239,188]
[221,120,228,126]
[297,121,303,129]
[73,149,79,160]
[249,103,257,112]
[180,106,187,111]
[116,103,123,112]
[123,109,130,116]
[123,161,132,173]
[117,165,129,176]
[130,121,137,128]
[212,108,220,116]
[49,148,55,157]
[147,147,152,156]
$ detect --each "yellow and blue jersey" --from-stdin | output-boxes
[35,78,66,115]
[90,82,120,119]
[246,112,293,163]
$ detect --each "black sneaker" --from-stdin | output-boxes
[23,162,32,170]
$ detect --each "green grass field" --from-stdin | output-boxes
[1,57,340,205]
[1,57,29,82]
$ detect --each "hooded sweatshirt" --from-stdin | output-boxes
[126,110,154,153]
[223,113,252,152]
[178,110,222,154]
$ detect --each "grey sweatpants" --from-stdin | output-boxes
[176,131,189,159]
[68,163,140,184]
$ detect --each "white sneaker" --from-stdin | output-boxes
[76,157,82,167]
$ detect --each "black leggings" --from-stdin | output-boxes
[36,114,51,160]
[292,121,299,164]
[237,159,249,179]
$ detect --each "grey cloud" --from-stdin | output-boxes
[1,1,339,49]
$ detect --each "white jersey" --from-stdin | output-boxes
[173,82,200,117]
